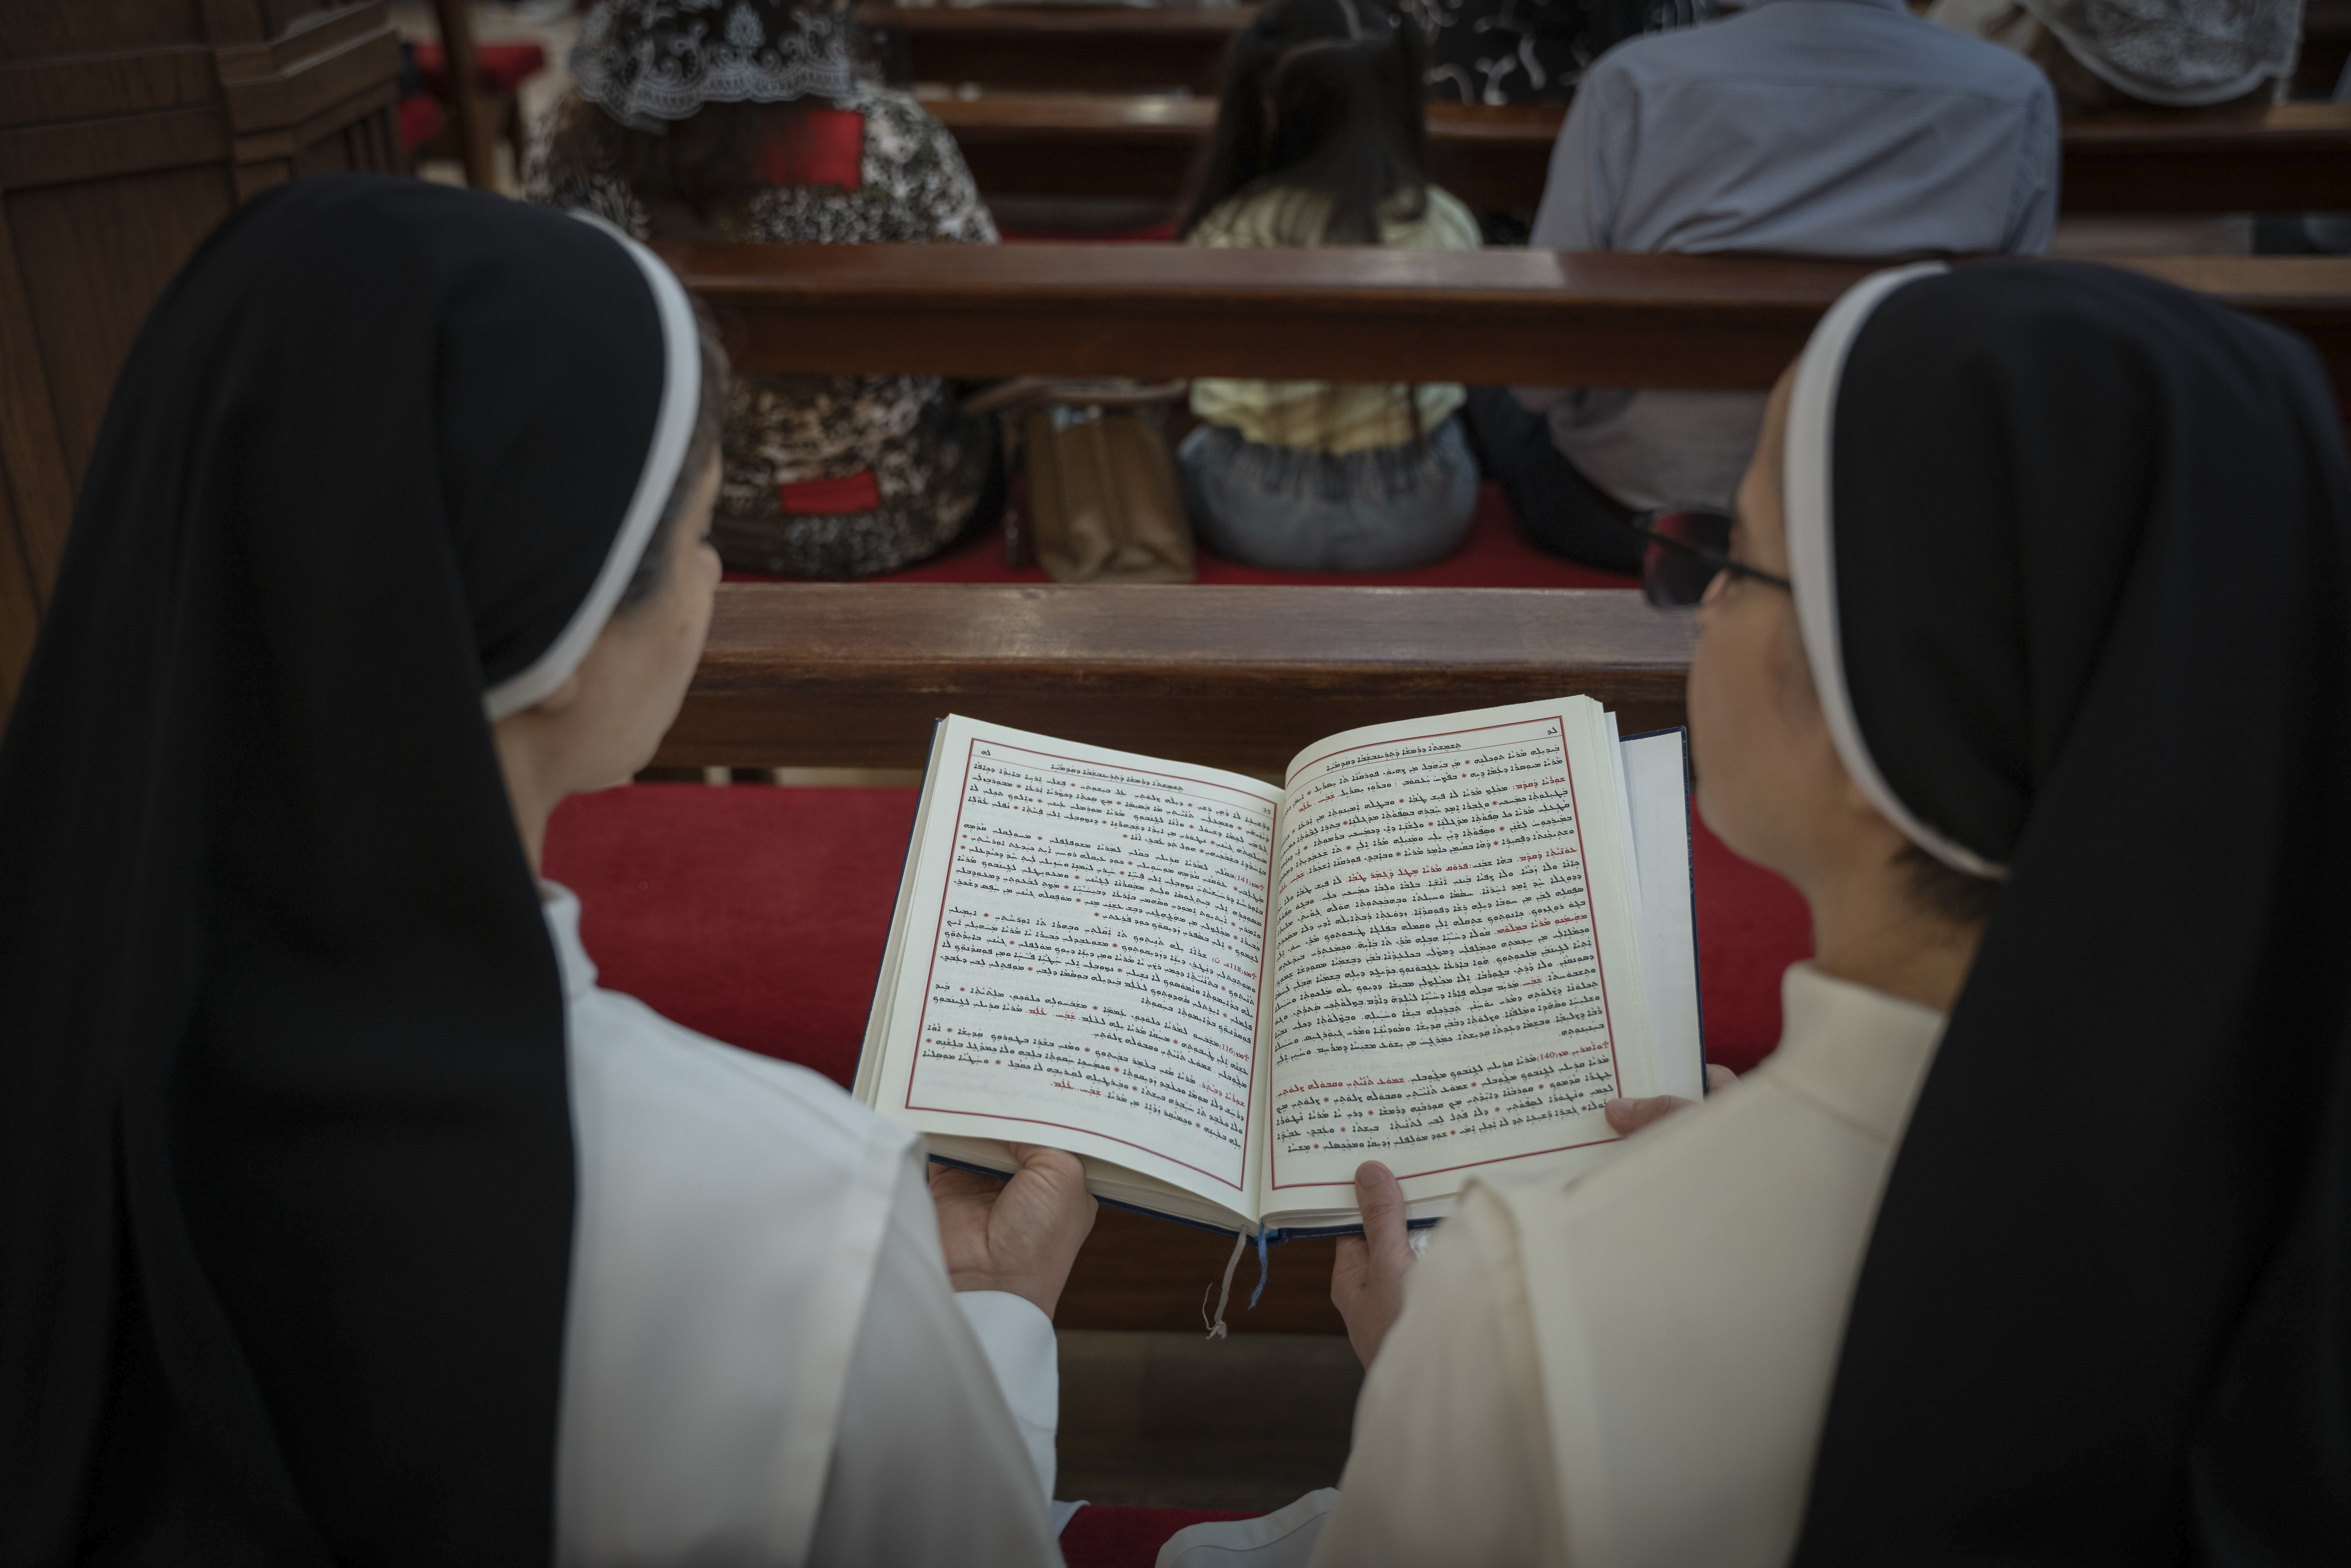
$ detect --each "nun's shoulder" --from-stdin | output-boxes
[566,980,890,1163]
[1477,962,1945,1246]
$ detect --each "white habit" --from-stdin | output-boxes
[1159,963,1945,1568]
[540,883,1066,1567]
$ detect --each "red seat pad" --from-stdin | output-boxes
[541,785,1809,1086]
[724,482,1640,591]
[1059,1506,1260,1567]
[412,40,548,95]
[397,94,446,153]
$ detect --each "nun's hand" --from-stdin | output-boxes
[1604,1064,1740,1135]
[930,1143,1098,1320]
[1332,1161,1416,1369]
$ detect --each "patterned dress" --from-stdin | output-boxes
[525,90,999,578]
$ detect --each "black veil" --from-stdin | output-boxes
[1784,261,2351,1561]
[0,175,698,1562]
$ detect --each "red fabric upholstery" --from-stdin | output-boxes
[725,481,1638,591]
[1059,1505,1259,1567]
[412,40,548,96]
[541,784,1810,1085]
[397,94,446,153]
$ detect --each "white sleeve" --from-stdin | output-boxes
[955,1291,1061,1504]
[1308,1191,1557,1567]
[806,1151,1063,1568]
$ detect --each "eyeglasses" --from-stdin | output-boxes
[1630,508,1793,610]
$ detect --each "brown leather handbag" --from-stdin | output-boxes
[964,378,1194,584]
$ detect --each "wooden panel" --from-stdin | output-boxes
[0,0,209,59]
[0,455,41,709]
[0,46,218,129]
[2062,101,2351,213]
[937,93,1205,202]
[925,93,2351,215]
[1059,1206,1343,1334]
[0,202,78,601]
[0,105,232,190]
[859,4,1249,94]
[215,3,400,135]
[654,584,1696,775]
[664,242,2351,390]
[7,165,239,479]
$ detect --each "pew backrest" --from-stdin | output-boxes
[921,92,2351,215]
[655,584,1697,775]
[660,241,2351,389]
[856,3,1253,94]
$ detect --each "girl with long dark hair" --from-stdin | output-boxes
[1176,0,1483,572]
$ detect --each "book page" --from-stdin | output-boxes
[1263,699,1654,1211]
[865,716,1281,1211]
[1623,729,1707,1102]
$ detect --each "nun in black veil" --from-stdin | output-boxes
[1168,258,2351,1566]
[0,176,1087,1565]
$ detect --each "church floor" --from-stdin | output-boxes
[1057,1331,1364,1511]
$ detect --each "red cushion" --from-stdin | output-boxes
[541,785,1809,1086]
[726,482,1638,590]
[398,93,446,153]
[412,40,548,96]
[1059,1506,1260,1568]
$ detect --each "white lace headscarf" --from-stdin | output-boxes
[571,0,881,128]
[2019,0,2299,107]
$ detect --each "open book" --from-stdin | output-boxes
[855,698,1705,1239]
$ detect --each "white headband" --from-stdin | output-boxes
[482,213,701,722]
[1783,260,2009,883]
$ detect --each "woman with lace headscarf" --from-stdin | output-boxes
[1930,0,2303,110]
[527,0,1001,578]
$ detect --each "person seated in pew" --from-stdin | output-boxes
[1928,0,2302,112]
[1468,0,2058,576]
[0,176,1095,1566]
[1175,0,1486,572]
[527,0,1003,580]
[1163,261,2351,1565]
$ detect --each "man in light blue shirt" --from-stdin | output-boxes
[1471,0,2058,571]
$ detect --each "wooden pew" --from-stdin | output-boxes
[857,3,1252,94]
[921,92,2351,214]
[662,241,2351,390]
